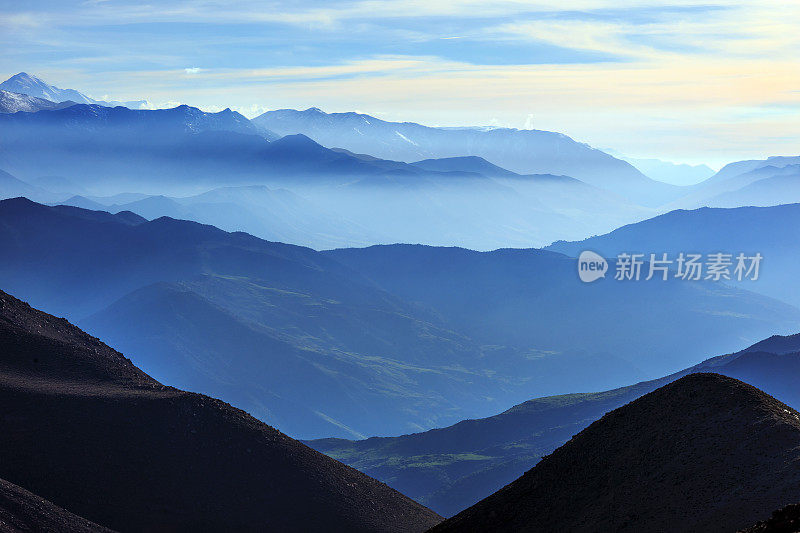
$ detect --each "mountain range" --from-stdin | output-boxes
[615,155,715,186]
[4,291,800,531]
[309,332,800,517]
[704,163,800,208]
[0,288,442,532]
[0,103,511,190]
[254,107,681,205]
[8,72,800,218]
[0,99,655,249]
[57,186,381,250]
[51,176,647,251]
[0,168,59,203]
[671,156,800,208]
[2,69,800,533]
[430,372,800,532]
[1,198,797,441]
[5,282,800,533]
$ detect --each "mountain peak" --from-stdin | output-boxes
[0,72,95,104]
[0,73,147,109]
[433,372,800,533]
[270,133,322,148]
[9,72,34,81]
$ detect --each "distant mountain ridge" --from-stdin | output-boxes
[253,107,680,205]
[58,185,381,250]
[671,155,800,208]
[545,203,800,308]
[621,156,714,186]
[0,72,146,108]
[704,165,800,208]
[0,89,76,113]
[0,105,657,249]
[0,104,512,190]
[0,169,55,202]
[309,332,800,517]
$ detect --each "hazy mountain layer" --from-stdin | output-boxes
[671,155,800,208]
[309,333,800,516]
[0,104,659,249]
[2,199,795,440]
[254,107,680,205]
[325,244,800,376]
[545,203,800,308]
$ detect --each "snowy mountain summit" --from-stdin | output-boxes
[0,72,147,109]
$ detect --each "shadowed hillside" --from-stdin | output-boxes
[430,374,800,533]
[0,478,112,532]
[0,289,442,532]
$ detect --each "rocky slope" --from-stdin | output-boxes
[0,477,112,532]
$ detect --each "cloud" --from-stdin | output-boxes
[0,0,797,164]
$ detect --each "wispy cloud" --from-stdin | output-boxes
[0,0,797,164]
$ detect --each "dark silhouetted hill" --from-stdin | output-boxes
[0,477,112,532]
[430,373,800,533]
[0,289,442,532]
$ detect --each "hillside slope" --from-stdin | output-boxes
[0,289,442,532]
[326,244,800,376]
[0,478,112,533]
[310,334,800,516]
[431,373,800,533]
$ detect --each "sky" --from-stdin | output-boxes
[1,0,798,167]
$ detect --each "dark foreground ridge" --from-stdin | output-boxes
[430,373,800,533]
[0,289,442,532]
[0,477,112,532]
[740,503,800,532]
